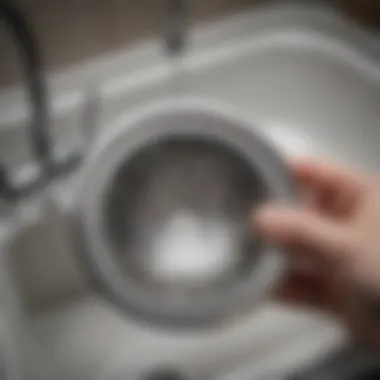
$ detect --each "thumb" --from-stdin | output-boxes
[254,205,354,264]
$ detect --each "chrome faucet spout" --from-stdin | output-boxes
[164,0,187,56]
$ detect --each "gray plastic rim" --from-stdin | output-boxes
[74,97,298,329]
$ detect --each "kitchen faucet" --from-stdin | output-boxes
[0,0,188,202]
[0,0,81,201]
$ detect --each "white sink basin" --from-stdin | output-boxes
[1,1,380,379]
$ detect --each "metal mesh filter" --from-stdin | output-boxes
[105,137,268,299]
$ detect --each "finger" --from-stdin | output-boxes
[310,184,358,218]
[327,184,360,218]
[288,157,367,215]
[290,157,369,194]
[254,205,356,265]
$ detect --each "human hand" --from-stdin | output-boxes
[254,158,380,349]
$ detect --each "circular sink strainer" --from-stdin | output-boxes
[76,98,297,328]
[106,137,265,293]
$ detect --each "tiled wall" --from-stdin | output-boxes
[0,0,269,88]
